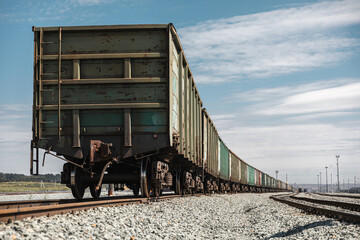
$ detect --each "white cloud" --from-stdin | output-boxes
[179,0,360,83]
[0,105,31,143]
[257,82,360,115]
[233,78,356,102]
[3,104,31,112]
[229,79,360,118]
[287,112,357,121]
[0,104,65,174]
[72,0,113,6]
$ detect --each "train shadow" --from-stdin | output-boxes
[264,220,334,239]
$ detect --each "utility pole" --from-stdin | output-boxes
[319,172,322,192]
[317,174,320,192]
[336,155,340,192]
[286,174,288,184]
[355,176,357,189]
[348,178,350,192]
[275,171,279,180]
[325,167,328,193]
[330,173,332,193]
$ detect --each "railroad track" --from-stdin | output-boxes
[0,194,179,223]
[314,193,360,199]
[270,194,360,223]
[290,195,360,212]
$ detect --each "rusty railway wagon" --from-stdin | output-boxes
[31,24,290,200]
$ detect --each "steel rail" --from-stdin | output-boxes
[0,199,66,210]
[270,194,360,224]
[290,195,360,212]
[0,197,143,223]
[0,194,183,223]
[314,193,360,199]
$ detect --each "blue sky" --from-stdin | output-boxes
[0,0,359,185]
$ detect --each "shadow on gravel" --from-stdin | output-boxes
[264,220,334,239]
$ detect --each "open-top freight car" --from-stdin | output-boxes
[31,23,290,199]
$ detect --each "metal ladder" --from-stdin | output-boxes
[31,27,62,175]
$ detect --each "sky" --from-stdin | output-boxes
[0,0,359,185]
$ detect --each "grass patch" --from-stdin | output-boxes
[0,181,69,193]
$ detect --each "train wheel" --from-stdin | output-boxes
[175,171,181,195]
[140,158,151,198]
[70,166,86,200]
[90,184,101,199]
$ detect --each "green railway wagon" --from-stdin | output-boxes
[265,174,269,188]
[31,24,206,199]
[247,165,255,186]
[261,173,267,187]
[274,179,278,189]
[219,139,229,180]
[268,176,271,188]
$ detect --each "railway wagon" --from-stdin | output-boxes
[247,165,255,190]
[229,151,240,188]
[230,150,247,192]
[255,168,261,188]
[240,158,247,187]
[31,23,290,199]
[202,109,220,191]
[261,172,266,188]
[31,24,206,199]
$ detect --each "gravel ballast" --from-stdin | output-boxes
[1,193,359,239]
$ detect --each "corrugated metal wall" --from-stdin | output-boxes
[240,160,247,184]
[230,152,240,182]
[261,172,266,187]
[247,165,255,185]
[219,140,229,180]
[203,110,219,177]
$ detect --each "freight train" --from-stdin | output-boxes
[31,24,291,200]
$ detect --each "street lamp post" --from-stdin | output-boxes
[355,176,357,190]
[319,172,322,193]
[336,155,340,192]
[330,173,332,193]
[317,175,320,192]
[325,167,328,193]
